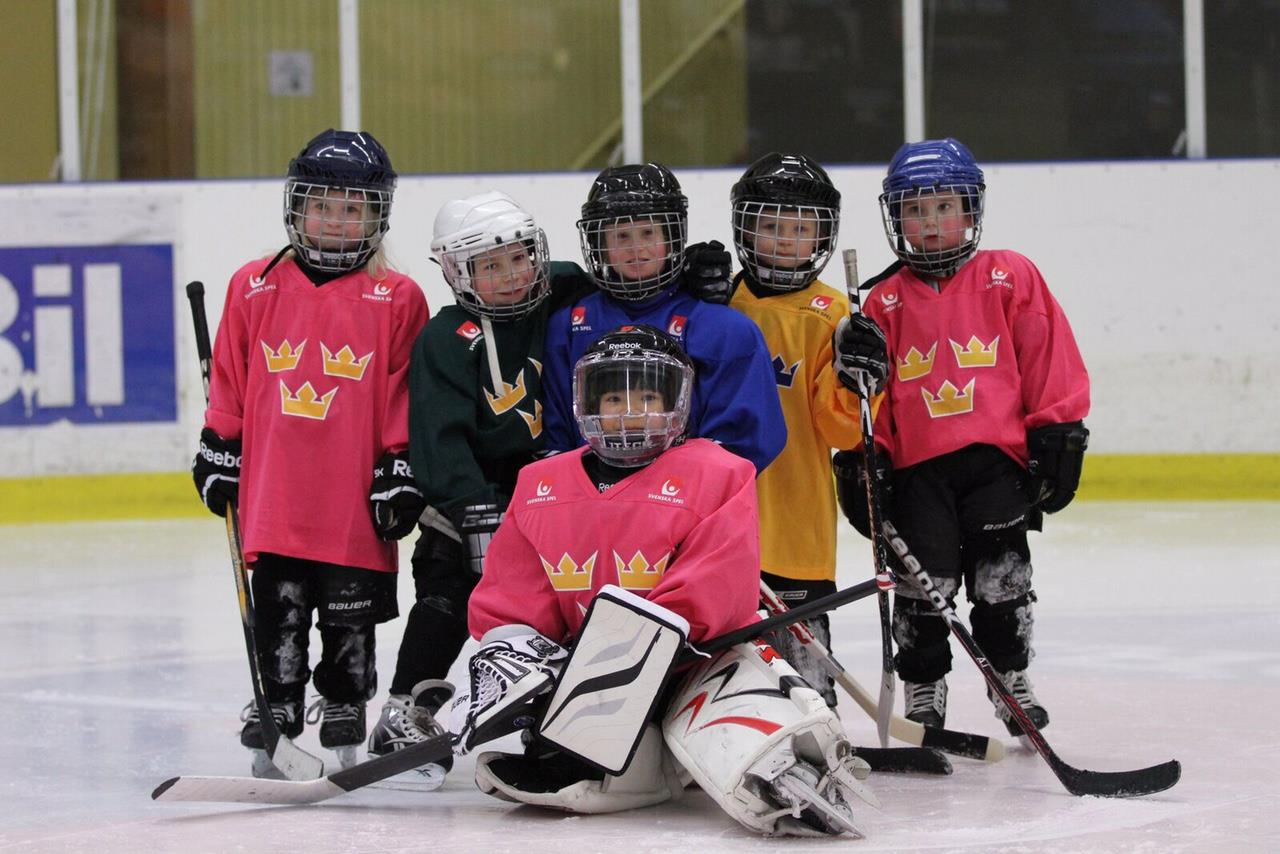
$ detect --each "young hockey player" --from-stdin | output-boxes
[365,191,570,787]
[451,326,876,837]
[831,137,1090,736]
[541,162,786,475]
[191,129,429,775]
[725,152,864,705]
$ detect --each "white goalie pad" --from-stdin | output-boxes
[662,641,878,837]
[538,585,688,775]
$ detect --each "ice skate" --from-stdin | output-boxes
[367,679,455,791]
[989,669,1049,739]
[239,698,303,779]
[903,677,947,728]
[762,758,866,838]
[307,697,367,770]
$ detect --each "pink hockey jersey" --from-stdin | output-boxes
[468,439,761,645]
[864,249,1089,470]
[204,257,429,573]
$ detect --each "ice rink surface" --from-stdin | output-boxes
[2,501,1278,853]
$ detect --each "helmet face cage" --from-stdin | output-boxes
[879,184,985,279]
[284,181,393,273]
[440,229,551,321]
[573,347,693,467]
[731,201,839,292]
[578,212,687,301]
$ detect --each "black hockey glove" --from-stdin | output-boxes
[192,427,241,518]
[1026,421,1089,514]
[681,240,735,305]
[369,451,426,541]
[448,503,505,575]
[832,314,889,397]
[832,449,892,540]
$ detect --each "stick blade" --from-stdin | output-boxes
[1055,757,1182,798]
[151,774,343,805]
[856,746,952,775]
[918,724,1005,762]
[265,735,326,781]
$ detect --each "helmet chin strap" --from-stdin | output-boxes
[480,317,503,396]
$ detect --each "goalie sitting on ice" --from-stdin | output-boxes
[449,325,878,838]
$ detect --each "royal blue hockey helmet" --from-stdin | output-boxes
[879,138,985,278]
[284,129,397,273]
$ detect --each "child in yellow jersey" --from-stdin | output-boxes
[726,152,865,705]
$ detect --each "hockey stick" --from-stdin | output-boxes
[759,581,1001,764]
[839,248,896,748]
[186,280,325,782]
[881,518,1181,798]
[151,577,883,804]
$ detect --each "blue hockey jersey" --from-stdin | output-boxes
[543,282,787,474]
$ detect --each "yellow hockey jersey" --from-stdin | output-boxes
[730,276,865,581]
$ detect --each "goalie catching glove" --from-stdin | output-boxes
[369,450,426,540]
[449,625,568,755]
[192,427,241,517]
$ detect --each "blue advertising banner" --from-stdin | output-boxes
[0,244,176,425]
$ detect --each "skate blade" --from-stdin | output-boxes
[249,749,286,780]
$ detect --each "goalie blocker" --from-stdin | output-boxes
[475,586,878,837]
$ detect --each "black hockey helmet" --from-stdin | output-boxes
[577,163,688,302]
[284,129,397,273]
[731,152,841,292]
[573,324,695,467]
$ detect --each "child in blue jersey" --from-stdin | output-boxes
[542,162,786,473]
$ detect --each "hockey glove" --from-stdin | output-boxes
[832,449,892,540]
[682,240,735,305]
[369,450,426,541]
[1026,421,1089,514]
[192,427,241,517]
[832,314,889,397]
[448,503,505,575]
[450,626,568,754]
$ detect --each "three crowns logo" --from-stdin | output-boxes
[262,339,305,372]
[485,368,530,416]
[280,380,337,419]
[322,343,373,380]
[896,343,936,382]
[540,551,597,592]
[922,379,976,418]
[614,549,671,591]
[950,335,998,369]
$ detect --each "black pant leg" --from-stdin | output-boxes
[250,554,315,705]
[389,527,479,696]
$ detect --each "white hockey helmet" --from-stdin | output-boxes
[431,191,551,320]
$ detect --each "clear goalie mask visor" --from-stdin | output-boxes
[732,202,839,292]
[441,232,551,321]
[578,213,688,302]
[285,182,392,273]
[879,184,984,279]
[573,348,694,467]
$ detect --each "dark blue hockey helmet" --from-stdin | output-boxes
[879,138,985,278]
[284,129,397,273]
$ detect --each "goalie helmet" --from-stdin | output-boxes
[431,191,551,321]
[284,129,397,273]
[731,152,841,292]
[578,163,688,302]
[573,325,694,468]
[879,137,985,279]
